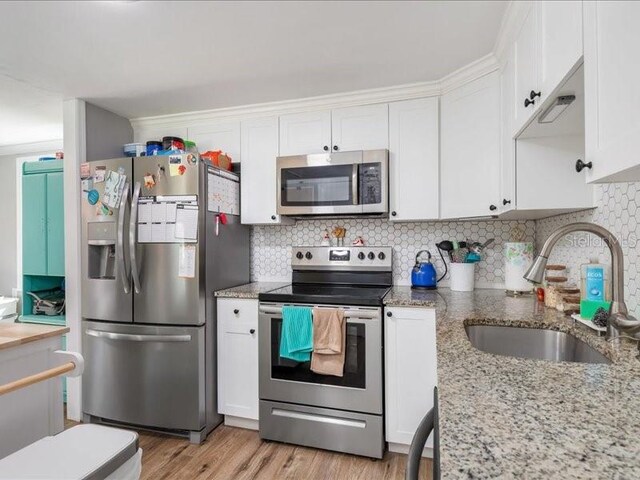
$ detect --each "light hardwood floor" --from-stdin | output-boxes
[67,418,431,479]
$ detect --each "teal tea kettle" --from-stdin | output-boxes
[411,250,438,290]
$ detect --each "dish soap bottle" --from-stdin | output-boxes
[580,258,611,319]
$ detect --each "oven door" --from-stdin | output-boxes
[258,303,382,415]
[277,151,362,215]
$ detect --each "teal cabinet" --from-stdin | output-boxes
[46,172,65,276]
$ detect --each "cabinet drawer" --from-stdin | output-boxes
[217,298,258,326]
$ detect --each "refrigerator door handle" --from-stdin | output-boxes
[86,329,191,343]
[117,181,131,294]
[129,181,142,294]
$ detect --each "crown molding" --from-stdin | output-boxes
[439,53,500,95]
[0,138,63,157]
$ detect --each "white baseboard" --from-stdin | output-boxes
[224,415,259,431]
[388,442,433,458]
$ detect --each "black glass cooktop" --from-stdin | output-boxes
[259,283,391,307]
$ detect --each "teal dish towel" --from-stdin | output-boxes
[279,306,313,362]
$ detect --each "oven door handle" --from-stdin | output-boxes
[258,306,379,320]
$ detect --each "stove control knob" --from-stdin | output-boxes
[378,252,386,260]
[368,252,375,260]
[305,251,313,260]
[296,251,304,260]
[358,252,365,260]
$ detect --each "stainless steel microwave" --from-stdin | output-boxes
[276,149,388,216]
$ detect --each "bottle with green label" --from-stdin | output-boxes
[580,259,611,319]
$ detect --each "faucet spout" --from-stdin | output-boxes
[523,222,637,340]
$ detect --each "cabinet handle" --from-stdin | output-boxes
[524,98,535,108]
[323,145,329,151]
[271,215,277,221]
[233,309,239,314]
[529,90,541,100]
[502,199,511,206]
[575,159,593,173]
[250,329,256,335]
[386,311,392,317]
[333,145,339,151]
[489,205,497,211]
[391,211,397,217]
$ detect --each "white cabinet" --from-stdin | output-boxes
[385,306,437,449]
[331,104,389,152]
[279,110,331,156]
[440,71,501,219]
[388,98,439,221]
[538,1,583,100]
[187,122,241,163]
[217,298,259,421]
[500,46,516,214]
[240,116,292,225]
[584,0,640,182]
[513,3,539,130]
[279,104,388,156]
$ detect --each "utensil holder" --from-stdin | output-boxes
[504,242,534,293]
[450,263,475,292]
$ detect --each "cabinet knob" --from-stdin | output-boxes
[333,145,339,151]
[524,98,535,108]
[391,211,397,217]
[323,145,329,151]
[250,329,255,335]
[233,309,239,314]
[529,90,541,100]
[575,159,593,172]
[502,199,511,206]
[271,215,277,221]
[386,311,392,317]
[489,205,497,211]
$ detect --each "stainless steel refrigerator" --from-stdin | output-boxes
[80,154,250,443]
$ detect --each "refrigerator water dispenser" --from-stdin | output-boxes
[87,222,117,280]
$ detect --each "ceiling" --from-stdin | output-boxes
[0,0,507,144]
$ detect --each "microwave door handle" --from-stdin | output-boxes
[129,181,142,294]
[117,181,130,294]
[352,163,359,205]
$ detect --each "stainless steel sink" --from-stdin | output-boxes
[465,325,611,364]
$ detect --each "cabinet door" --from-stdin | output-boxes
[279,110,331,156]
[240,116,292,224]
[441,71,501,219]
[388,98,439,221]
[500,47,516,213]
[538,1,583,100]
[584,1,640,183]
[513,3,539,131]
[385,307,437,447]
[188,122,241,163]
[217,299,259,420]
[331,104,389,152]
[22,174,47,275]
[46,172,65,276]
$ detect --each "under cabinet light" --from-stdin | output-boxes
[538,95,576,124]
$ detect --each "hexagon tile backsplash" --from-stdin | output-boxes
[536,182,640,318]
[251,218,535,288]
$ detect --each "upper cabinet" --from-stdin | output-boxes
[240,116,293,225]
[513,1,583,135]
[441,71,501,219]
[279,104,388,157]
[279,110,332,156]
[187,122,241,163]
[388,98,439,222]
[584,0,640,182]
[500,45,516,214]
[330,104,389,152]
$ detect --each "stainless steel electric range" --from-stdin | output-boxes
[258,246,392,459]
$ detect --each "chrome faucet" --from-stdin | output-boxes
[524,222,640,340]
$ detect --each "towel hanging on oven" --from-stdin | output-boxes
[279,306,313,362]
[311,308,346,377]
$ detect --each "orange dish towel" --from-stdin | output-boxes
[310,308,346,377]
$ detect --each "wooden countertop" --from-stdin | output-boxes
[0,323,69,351]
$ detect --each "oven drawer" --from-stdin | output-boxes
[259,400,384,459]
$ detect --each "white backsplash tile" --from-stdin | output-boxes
[251,218,535,287]
[535,182,640,317]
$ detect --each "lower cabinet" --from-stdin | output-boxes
[217,298,259,421]
[385,306,437,452]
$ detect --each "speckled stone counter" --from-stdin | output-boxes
[214,282,288,299]
[386,287,640,479]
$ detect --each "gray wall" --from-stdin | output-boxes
[0,154,17,296]
[85,102,133,161]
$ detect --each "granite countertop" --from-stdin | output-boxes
[391,287,640,478]
[214,282,289,299]
[0,323,69,351]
